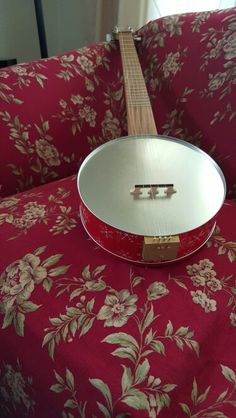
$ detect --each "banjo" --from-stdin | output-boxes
[77,27,226,264]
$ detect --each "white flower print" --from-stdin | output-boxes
[101,110,121,140]
[0,362,35,412]
[198,259,214,270]
[79,105,96,127]
[11,66,27,76]
[163,15,183,36]
[230,312,236,327]
[186,259,236,323]
[208,72,227,92]
[198,268,217,281]
[162,52,181,78]
[59,99,67,109]
[77,55,94,73]
[0,254,47,310]
[11,202,46,229]
[186,263,201,276]
[209,41,223,59]
[147,282,169,300]
[0,197,20,209]
[0,71,9,78]
[206,278,222,292]
[23,202,46,220]
[191,275,206,287]
[97,289,138,327]
[13,216,37,230]
[71,94,84,105]
[191,290,217,313]
[187,259,219,290]
[35,139,60,166]
[223,32,236,60]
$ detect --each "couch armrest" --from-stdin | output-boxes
[138,8,236,199]
[0,42,126,197]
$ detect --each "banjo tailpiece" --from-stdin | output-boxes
[143,236,180,261]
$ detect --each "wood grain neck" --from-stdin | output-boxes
[118,31,157,136]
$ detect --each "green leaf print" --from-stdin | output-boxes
[179,364,236,417]
[122,390,148,410]
[89,378,113,411]
[102,333,139,351]
[134,359,150,385]
[14,311,25,336]
[221,365,236,384]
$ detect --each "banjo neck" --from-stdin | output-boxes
[117,29,158,136]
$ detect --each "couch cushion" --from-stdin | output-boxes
[1,175,236,417]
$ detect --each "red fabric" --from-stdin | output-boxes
[0,7,236,418]
[0,175,236,417]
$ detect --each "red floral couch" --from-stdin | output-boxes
[0,8,236,418]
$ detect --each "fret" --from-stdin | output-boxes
[126,87,148,92]
[127,103,152,107]
[126,98,150,102]
[126,87,148,93]
[126,95,150,101]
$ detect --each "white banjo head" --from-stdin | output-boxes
[78,135,226,237]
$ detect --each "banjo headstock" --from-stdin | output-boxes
[106,26,141,42]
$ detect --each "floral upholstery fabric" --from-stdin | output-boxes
[0,43,125,198]
[0,8,236,418]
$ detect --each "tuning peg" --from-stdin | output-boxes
[165,186,176,197]
[106,33,114,42]
[148,186,159,198]
[130,186,142,197]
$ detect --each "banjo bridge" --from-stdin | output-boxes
[130,184,176,198]
[143,235,180,261]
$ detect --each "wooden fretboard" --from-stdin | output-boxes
[118,30,157,136]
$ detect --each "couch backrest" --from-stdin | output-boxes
[0,8,235,199]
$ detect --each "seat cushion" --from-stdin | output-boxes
[0,175,236,417]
